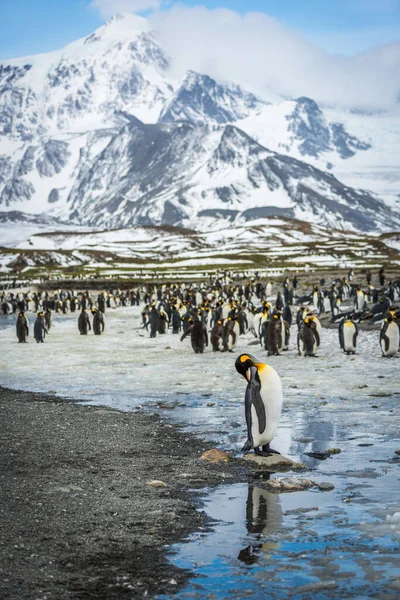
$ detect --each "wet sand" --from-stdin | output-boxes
[0,386,246,600]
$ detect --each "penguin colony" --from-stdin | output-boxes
[3,270,400,358]
[3,268,399,456]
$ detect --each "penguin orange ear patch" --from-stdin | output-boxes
[240,355,250,363]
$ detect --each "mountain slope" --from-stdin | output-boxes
[65,119,398,232]
[159,70,267,125]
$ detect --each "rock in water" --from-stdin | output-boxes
[200,449,231,463]
[318,482,335,491]
[242,454,306,471]
[264,477,316,492]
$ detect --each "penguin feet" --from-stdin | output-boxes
[254,445,281,457]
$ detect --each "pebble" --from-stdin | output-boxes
[207,402,215,407]
[305,448,341,460]
[395,450,400,456]
[200,449,231,463]
[147,480,167,488]
[318,482,335,491]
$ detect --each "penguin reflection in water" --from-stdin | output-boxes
[238,486,282,565]
[235,354,283,457]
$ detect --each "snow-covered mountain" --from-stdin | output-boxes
[0,14,172,140]
[0,13,399,233]
[158,70,268,125]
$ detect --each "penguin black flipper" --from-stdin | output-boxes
[243,376,268,452]
[243,384,254,451]
[180,329,190,342]
[339,321,345,350]
[249,375,267,435]
[381,322,390,352]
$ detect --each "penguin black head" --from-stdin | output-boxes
[235,354,263,382]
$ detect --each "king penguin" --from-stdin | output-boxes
[380,313,399,357]
[235,354,283,457]
[339,317,358,354]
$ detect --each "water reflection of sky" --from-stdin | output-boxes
[1,307,400,597]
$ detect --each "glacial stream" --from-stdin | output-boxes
[1,306,400,597]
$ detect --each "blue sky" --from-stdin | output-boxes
[1,0,399,60]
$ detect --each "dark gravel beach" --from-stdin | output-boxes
[0,387,244,600]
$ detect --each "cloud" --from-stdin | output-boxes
[90,0,161,19]
[149,5,400,111]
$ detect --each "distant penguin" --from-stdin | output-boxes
[238,308,248,335]
[34,312,47,343]
[158,310,169,334]
[149,306,159,338]
[380,314,399,357]
[181,320,208,353]
[339,318,358,354]
[354,287,365,312]
[309,314,322,338]
[91,308,105,335]
[222,303,232,320]
[266,311,284,356]
[282,319,290,351]
[252,311,263,338]
[282,305,292,328]
[298,317,320,356]
[16,312,29,343]
[224,318,240,352]
[235,354,283,456]
[171,306,181,334]
[78,309,91,335]
[211,320,225,352]
[44,308,52,331]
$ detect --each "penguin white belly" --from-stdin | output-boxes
[381,322,399,357]
[312,334,319,355]
[222,304,231,320]
[324,298,331,313]
[229,322,240,349]
[252,366,283,446]
[298,334,305,356]
[253,313,262,337]
[314,318,322,339]
[355,293,365,311]
[313,292,319,310]
[343,323,356,352]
